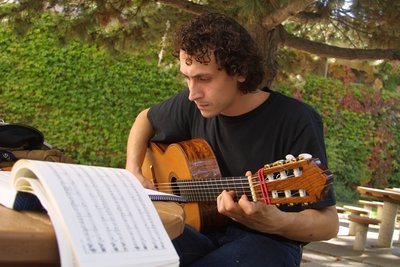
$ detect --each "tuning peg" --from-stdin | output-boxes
[273,159,284,166]
[298,153,312,160]
[285,154,295,160]
[285,154,296,163]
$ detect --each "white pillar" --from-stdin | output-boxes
[377,201,398,247]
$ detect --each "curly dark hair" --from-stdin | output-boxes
[172,12,264,93]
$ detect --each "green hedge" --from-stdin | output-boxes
[0,14,182,167]
[278,76,400,201]
[1,13,399,201]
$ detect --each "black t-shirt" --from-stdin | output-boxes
[148,88,336,210]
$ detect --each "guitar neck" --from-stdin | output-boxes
[155,157,332,207]
[174,176,251,202]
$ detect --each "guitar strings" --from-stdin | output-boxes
[155,176,251,201]
[152,171,333,204]
[154,181,333,204]
[153,168,332,190]
[153,171,332,191]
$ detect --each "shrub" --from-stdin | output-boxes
[0,14,183,167]
[277,75,400,200]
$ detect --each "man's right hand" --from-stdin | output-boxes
[127,168,156,189]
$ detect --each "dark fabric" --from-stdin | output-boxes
[0,150,17,162]
[148,88,336,210]
[0,124,44,150]
[0,124,74,170]
[173,224,302,267]
[13,192,45,211]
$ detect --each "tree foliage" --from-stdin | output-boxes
[1,0,399,86]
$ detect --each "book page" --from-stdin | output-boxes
[26,178,77,267]
[12,160,179,267]
[0,171,15,209]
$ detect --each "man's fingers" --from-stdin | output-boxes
[217,190,237,213]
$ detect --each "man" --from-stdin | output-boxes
[126,12,339,266]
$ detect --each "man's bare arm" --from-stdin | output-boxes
[279,205,339,242]
[125,108,155,188]
[217,190,339,242]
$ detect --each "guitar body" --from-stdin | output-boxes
[142,139,332,233]
[142,139,227,233]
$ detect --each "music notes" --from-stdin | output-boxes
[44,163,170,255]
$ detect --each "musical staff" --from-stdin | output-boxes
[46,163,169,255]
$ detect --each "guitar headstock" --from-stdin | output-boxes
[250,155,333,206]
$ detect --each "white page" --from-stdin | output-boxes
[12,160,179,267]
[0,171,16,209]
[26,178,77,267]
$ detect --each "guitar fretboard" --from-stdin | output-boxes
[175,176,252,202]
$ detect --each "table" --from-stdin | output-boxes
[342,205,370,235]
[0,202,184,267]
[358,200,384,220]
[357,186,400,247]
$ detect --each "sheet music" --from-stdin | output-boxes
[0,171,15,209]
[15,161,178,267]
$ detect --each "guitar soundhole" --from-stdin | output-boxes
[170,176,181,196]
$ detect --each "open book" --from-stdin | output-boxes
[0,159,182,267]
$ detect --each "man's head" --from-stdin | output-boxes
[173,12,264,93]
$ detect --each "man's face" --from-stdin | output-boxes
[179,50,245,118]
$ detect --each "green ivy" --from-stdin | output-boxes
[0,13,182,167]
[277,75,400,201]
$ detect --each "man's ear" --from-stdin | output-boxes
[237,75,246,83]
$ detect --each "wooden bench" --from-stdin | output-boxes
[358,200,384,220]
[343,205,371,235]
[348,214,380,251]
[336,206,345,213]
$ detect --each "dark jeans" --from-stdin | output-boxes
[172,224,302,267]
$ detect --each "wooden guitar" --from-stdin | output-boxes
[142,139,333,233]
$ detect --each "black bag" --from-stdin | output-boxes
[0,121,73,169]
[0,123,44,150]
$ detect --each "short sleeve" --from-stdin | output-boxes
[148,89,194,143]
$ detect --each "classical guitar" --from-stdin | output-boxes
[142,139,333,233]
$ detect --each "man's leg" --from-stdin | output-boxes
[182,225,302,267]
[172,225,217,266]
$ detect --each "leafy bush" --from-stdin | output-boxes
[277,75,400,201]
[0,14,182,167]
